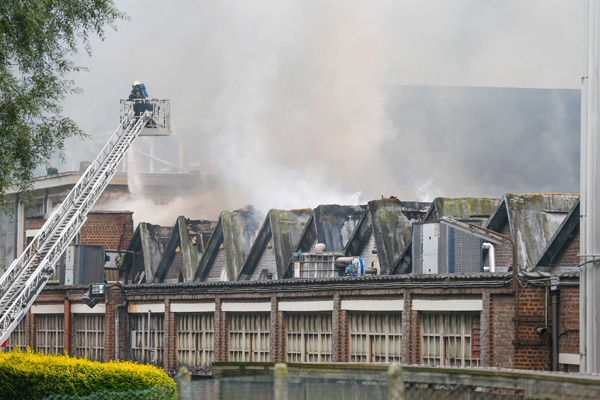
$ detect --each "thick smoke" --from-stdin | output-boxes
[54,1,582,224]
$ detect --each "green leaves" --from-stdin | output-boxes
[0,348,177,399]
[0,0,126,208]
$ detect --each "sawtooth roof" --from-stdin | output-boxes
[344,198,414,275]
[238,208,313,280]
[392,197,499,274]
[485,193,579,271]
[123,222,172,283]
[194,206,264,282]
[153,217,216,283]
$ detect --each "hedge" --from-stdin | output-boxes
[0,348,176,400]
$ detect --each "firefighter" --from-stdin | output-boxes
[128,81,150,118]
[128,80,147,101]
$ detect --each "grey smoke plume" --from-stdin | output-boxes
[53,1,582,224]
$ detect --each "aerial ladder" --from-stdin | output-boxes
[0,98,171,345]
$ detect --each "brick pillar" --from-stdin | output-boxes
[403,292,413,364]
[279,309,286,362]
[332,293,341,362]
[104,284,126,362]
[481,292,491,367]
[213,297,224,362]
[270,295,279,362]
[31,311,37,352]
[26,310,33,351]
[163,298,174,373]
[339,309,348,362]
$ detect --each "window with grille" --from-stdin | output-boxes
[5,318,27,352]
[74,315,105,361]
[421,313,481,367]
[286,313,332,363]
[228,313,270,362]
[36,314,64,355]
[130,313,164,366]
[176,313,214,369]
[349,312,402,363]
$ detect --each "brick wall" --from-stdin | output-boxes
[79,212,133,251]
[251,238,277,280]
[25,217,45,231]
[493,222,514,271]
[514,285,551,371]
[490,294,515,367]
[24,212,133,251]
[207,249,227,281]
[27,275,580,375]
[559,284,579,359]
[105,284,126,362]
[359,233,379,271]
[556,230,580,268]
[164,253,183,283]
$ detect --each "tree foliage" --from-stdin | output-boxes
[0,0,126,206]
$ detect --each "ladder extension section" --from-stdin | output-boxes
[0,109,152,344]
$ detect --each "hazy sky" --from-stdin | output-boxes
[54,1,584,223]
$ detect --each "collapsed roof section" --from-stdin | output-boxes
[485,193,579,271]
[399,200,432,222]
[123,222,172,284]
[153,217,217,283]
[393,197,500,275]
[119,194,582,285]
[238,208,313,281]
[194,206,264,282]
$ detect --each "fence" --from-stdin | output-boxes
[172,362,600,400]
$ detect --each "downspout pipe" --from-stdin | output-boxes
[551,277,561,371]
[13,194,19,259]
[64,292,70,355]
[147,309,151,363]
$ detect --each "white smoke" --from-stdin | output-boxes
[56,1,582,225]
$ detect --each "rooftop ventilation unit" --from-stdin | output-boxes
[292,252,344,279]
[412,221,483,275]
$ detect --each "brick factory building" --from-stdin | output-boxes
[1,189,583,375]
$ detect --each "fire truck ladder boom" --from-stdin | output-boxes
[0,102,165,345]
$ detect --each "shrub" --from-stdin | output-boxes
[0,348,176,400]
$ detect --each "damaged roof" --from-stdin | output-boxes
[238,208,313,280]
[313,204,368,252]
[123,222,172,283]
[153,217,217,283]
[194,206,264,282]
[399,201,431,222]
[485,193,579,271]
